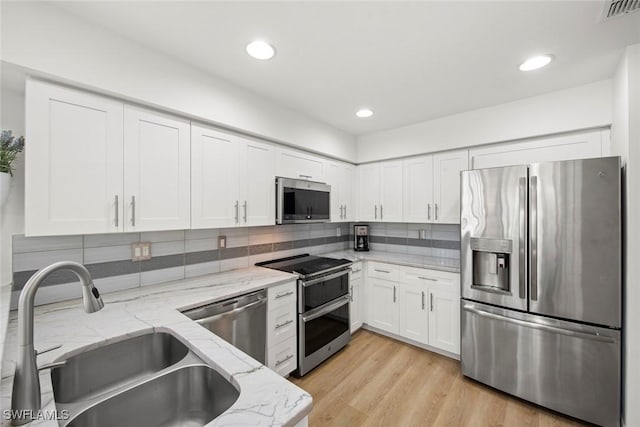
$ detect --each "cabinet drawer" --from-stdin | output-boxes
[267,305,297,345]
[368,262,400,281]
[268,281,297,312]
[268,337,297,377]
[404,268,459,293]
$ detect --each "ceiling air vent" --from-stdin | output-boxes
[601,0,640,20]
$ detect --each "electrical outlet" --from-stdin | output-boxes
[218,235,226,249]
[336,227,342,237]
[131,242,152,261]
[419,229,427,240]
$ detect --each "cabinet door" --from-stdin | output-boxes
[326,162,344,222]
[124,106,190,231]
[25,80,124,236]
[433,150,468,224]
[403,155,434,223]
[350,277,362,332]
[191,125,241,229]
[379,160,403,222]
[342,164,356,221]
[241,139,276,226]
[399,283,429,344]
[276,147,324,181]
[367,278,398,334]
[428,288,460,355]
[357,163,380,221]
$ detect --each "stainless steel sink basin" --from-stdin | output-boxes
[66,365,240,427]
[52,332,188,403]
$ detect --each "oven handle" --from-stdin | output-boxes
[302,295,350,323]
[301,269,350,287]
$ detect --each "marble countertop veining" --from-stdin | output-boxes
[0,267,311,426]
[320,250,460,273]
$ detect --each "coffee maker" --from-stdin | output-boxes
[354,224,370,252]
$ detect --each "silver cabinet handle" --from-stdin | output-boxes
[275,319,293,329]
[234,200,239,223]
[243,200,247,223]
[427,203,431,221]
[130,196,136,226]
[430,293,434,311]
[374,205,377,220]
[418,276,437,281]
[275,291,294,299]
[114,195,119,227]
[374,269,390,273]
[299,174,312,179]
[344,204,347,219]
[519,177,527,300]
[435,203,438,221]
[275,354,294,367]
[350,285,354,302]
[421,291,425,310]
[352,269,361,274]
[393,285,396,303]
[530,176,538,301]
[380,205,383,220]
[340,204,344,219]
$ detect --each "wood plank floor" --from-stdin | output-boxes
[289,330,586,427]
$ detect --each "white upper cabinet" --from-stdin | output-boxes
[326,161,356,222]
[357,163,380,222]
[25,80,124,236]
[403,155,434,223]
[241,139,276,226]
[356,161,403,222]
[191,125,242,228]
[469,129,609,169]
[192,124,275,228]
[123,106,191,232]
[275,146,325,181]
[379,160,403,222]
[432,150,468,224]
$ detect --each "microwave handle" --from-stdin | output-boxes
[275,178,283,224]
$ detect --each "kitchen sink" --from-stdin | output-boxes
[66,365,239,427]
[51,332,188,403]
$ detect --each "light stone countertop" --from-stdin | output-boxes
[0,267,311,426]
[321,249,460,273]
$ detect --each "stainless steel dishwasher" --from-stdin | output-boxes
[182,289,267,364]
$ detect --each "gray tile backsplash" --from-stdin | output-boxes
[10,222,458,308]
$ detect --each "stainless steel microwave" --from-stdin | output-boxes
[276,177,331,224]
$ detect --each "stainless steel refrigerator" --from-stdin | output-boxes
[460,157,622,427]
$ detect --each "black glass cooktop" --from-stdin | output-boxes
[256,254,351,278]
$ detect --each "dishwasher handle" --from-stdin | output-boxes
[191,297,266,325]
[182,289,267,321]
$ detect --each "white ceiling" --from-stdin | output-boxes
[54,1,640,136]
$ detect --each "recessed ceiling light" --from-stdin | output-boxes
[356,108,374,118]
[519,54,554,71]
[246,40,275,60]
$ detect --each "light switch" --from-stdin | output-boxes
[336,227,342,237]
[131,242,152,261]
[218,236,226,249]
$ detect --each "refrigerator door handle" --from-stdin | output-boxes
[462,304,616,343]
[530,176,538,301]
[519,177,527,300]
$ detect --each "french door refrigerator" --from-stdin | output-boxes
[460,156,622,427]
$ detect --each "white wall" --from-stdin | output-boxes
[0,1,356,162]
[611,43,640,427]
[357,80,613,163]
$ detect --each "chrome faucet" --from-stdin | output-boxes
[11,261,104,425]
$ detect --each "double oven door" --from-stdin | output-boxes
[297,268,351,376]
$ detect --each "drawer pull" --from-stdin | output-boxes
[352,269,361,274]
[418,276,438,281]
[374,269,391,274]
[275,319,294,329]
[275,291,294,299]
[275,354,294,367]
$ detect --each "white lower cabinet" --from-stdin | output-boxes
[364,262,460,356]
[349,263,363,332]
[267,281,298,376]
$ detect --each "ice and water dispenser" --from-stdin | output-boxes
[470,237,512,294]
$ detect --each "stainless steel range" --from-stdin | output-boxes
[257,254,352,376]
